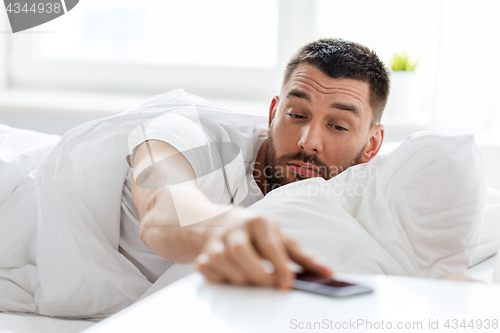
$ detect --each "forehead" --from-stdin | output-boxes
[283,63,372,111]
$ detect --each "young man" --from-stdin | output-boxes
[123,38,389,290]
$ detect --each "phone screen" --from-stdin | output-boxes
[294,273,373,297]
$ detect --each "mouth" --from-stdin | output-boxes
[286,161,320,178]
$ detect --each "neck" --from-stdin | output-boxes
[253,139,269,195]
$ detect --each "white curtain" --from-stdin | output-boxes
[316,0,500,144]
[434,0,500,145]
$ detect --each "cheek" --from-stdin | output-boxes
[323,140,363,167]
[271,120,297,152]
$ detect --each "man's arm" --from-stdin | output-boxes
[131,139,226,263]
[131,139,333,288]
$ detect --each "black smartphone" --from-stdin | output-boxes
[293,272,373,297]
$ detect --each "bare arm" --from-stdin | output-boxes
[131,139,333,288]
[131,139,228,263]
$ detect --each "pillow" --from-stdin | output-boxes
[479,145,500,190]
[469,146,500,266]
[382,141,500,267]
[494,252,500,283]
[0,124,60,206]
[249,131,487,277]
[470,188,500,266]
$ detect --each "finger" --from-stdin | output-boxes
[213,243,249,286]
[198,265,225,284]
[284,237,334,278]
[196,254,224,284]
[224,229,273,287]
[207,241,247,285]
[249,218,292,290]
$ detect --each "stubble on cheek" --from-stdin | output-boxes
[262,125,369,191]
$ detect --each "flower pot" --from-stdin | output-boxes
[385,71,417,116]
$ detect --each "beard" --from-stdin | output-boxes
[263,128,367,192]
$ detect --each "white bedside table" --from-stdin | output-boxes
[84,272,500,333]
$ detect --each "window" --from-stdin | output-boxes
[6,0,500,143]
[314,0,500,142]
[9,0,298,99]
[37,0,278,68]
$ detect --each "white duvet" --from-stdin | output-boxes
[250,133,487,278]
[0,90,488,318]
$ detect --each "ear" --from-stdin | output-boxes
[268,95,279,128]
[358,124,385,163]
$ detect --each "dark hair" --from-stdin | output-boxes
[283,38,390,127]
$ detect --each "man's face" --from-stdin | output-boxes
[264,63,383,190]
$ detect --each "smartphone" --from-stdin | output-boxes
[293,272,373,297]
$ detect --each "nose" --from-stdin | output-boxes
[297,123,323,154]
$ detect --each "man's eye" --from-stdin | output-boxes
[332,125,348,131]
[287,112,306,119]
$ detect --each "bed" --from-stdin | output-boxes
[1,92,499,331]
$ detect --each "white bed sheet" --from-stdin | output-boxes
[464,254,497,283]
[0,312,97,333]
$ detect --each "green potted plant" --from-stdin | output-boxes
[389,51,419,71]
[385,51,419,115]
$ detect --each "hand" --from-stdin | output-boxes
[195,208,333,289]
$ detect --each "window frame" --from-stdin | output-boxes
[7,0,316,100]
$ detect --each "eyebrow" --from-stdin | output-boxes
[330,102,360,116]
[286,89,310,101]
[286,89,360,116]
